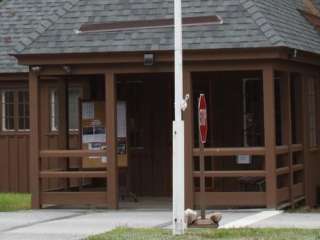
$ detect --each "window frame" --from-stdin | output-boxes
[49,86,83,133]
[17,90,30,132]
[1,88,30,132]
[50,88,59,132]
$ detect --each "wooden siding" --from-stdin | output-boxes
[0,133,30,192]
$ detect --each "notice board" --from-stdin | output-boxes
[81,100,128,169]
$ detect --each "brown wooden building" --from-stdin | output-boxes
[1,0,320,209]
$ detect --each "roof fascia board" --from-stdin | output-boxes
[0,73,28,81]
[12,47,289,66]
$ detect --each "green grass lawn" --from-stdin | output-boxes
[0,193,31,212]
[287,206,320,213]
[88,227,320,240]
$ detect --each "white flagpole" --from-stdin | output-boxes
[172,0,185,235]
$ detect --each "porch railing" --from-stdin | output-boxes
[276,144,305,208]
[192,147,267,208]
[192,145,305,208]
[38,149,109,206]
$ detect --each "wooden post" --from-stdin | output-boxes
[199,140,205,219]
[105,72,118,209]
[263,65,277,208]
[58,79,69,189]
[183,70,194,209]
[29,68,40,209]
[301,74,311,206]
[280,72,294,207]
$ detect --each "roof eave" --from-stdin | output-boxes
[12,47,291,66]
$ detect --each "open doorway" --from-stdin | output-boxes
[117,73,174,205]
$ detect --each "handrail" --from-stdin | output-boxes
[276,167,290,176]
[275,144,303,155]
[293,164,304,172]
[40,170,107,178]
[192,147,265,157]
[40,149,107,158]
[292,144,303,152]
[193,170,266,177]
[276,145,289,155]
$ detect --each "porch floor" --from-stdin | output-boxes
[119,197,171,210]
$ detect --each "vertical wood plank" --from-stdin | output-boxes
[183,70,194,209]
[40,83,49,191]
[301,74,312,206]
[105,72,118,209]
[263,65,277,208]
[58,79,69,189]
[29,69,40,208]
[280,72,294,207]
[0,137,9,192]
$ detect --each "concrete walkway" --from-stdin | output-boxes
[0,209,171,240]
[1,209,320,240]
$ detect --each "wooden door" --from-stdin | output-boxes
[122,74,173,197]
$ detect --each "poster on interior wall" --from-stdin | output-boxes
[117,101,127,138]
[237,155,251,164]
[116,101,128,167]
[81,100,128,168]
[81,101,107,168]
[82,102,95,120]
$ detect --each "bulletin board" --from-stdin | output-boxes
[80,100,128,169]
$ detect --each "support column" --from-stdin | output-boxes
[105,72,118,209]
[280,72,294,207]
[183,70,194,209]
[301,75,312,206]
[57,79,69,189]
[263,65,277,208]
[29,68,40,209]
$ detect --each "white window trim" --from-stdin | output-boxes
[50,89,59,132]
[50,87,82,132]
[17,90,30,131]
[1,90,15,132]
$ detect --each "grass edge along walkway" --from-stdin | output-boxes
[0,193,31,212]
[88,227,320,240]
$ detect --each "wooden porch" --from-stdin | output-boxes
[25,54,319,209]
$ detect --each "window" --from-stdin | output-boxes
[50,89,59,131]
[1,89,29,131]
[18,91,29,130]
[50,87,82,132]
[307,77,320,147]
[2,91,14,131]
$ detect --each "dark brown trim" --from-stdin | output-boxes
[263,65,277,208]
[105,72,118,209]
[79,16,222,33]
[29,69,40,208]
[12,47,320,68]
[13,47,290,66]
[0,73,28,81]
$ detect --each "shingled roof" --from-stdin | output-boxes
[0,0,79,73]
[1,0,320,73]
[14,0,273,55]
